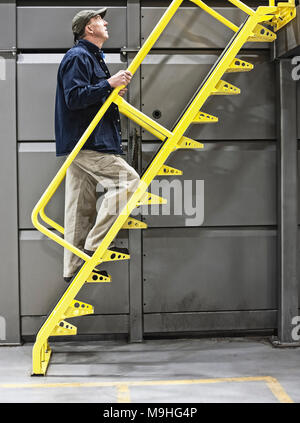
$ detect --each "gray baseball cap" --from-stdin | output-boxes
[72,8,107,39]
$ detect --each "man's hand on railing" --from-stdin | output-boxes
[108,70,132,88]
[118,88,128,97]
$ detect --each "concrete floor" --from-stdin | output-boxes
[0,337,299,403]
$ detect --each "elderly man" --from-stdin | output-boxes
[55,8,140,282]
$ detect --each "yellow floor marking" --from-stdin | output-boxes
[0,376,293,403]
[265,376,294,404]
[116,383,131,403]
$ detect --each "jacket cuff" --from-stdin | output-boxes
[102,79,113,95]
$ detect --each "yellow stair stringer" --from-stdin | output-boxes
[31,0,296,375]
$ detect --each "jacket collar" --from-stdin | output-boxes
[78,39,104,58]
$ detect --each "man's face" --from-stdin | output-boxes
[86,15,109,42]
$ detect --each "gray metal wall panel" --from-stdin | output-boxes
[141,7,268,49]
[18,142,129,230]
[144,310,277,333]
[141,142,276,227]
[297,81,300,139]
[19,231,129,316]
[22,315,128,337]
[17,54,128,141]
[143,228,277,313]
[17,6,126,49]
[0,1,15,50]
[18,144,65,229]
[276,59,299,344]
[0,53,20,343]
[126,1,144,343]
[298,148,300,228]
[141,54,275,141]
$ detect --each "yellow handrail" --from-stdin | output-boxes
[190,0,239,32]
[227,0,255,15]
[40,207,64,234]
[116,97,172,141]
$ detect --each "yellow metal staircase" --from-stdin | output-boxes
[31,0,296,375]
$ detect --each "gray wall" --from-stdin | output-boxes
[0,1,20,344]
[0,0,297,342]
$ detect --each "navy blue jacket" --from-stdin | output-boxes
[55,39,123,156]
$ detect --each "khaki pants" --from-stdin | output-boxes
[64,150,140,278]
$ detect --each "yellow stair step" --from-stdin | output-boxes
[86,270,112,283]
[248,24,276,42]
[271,5,296,32]
[157,165,183,176]
[176,137,204,150]
[137,192,167,206]
[102,249,130,262]
[122,217,148,229]
[212,80,240,95]
[192,111,218,123]
[50,321,77,336]
[63,300,94,318]
[257,14,274,24]
[226,58,254,73]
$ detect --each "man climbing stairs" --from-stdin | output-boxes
[31,0,296,375]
